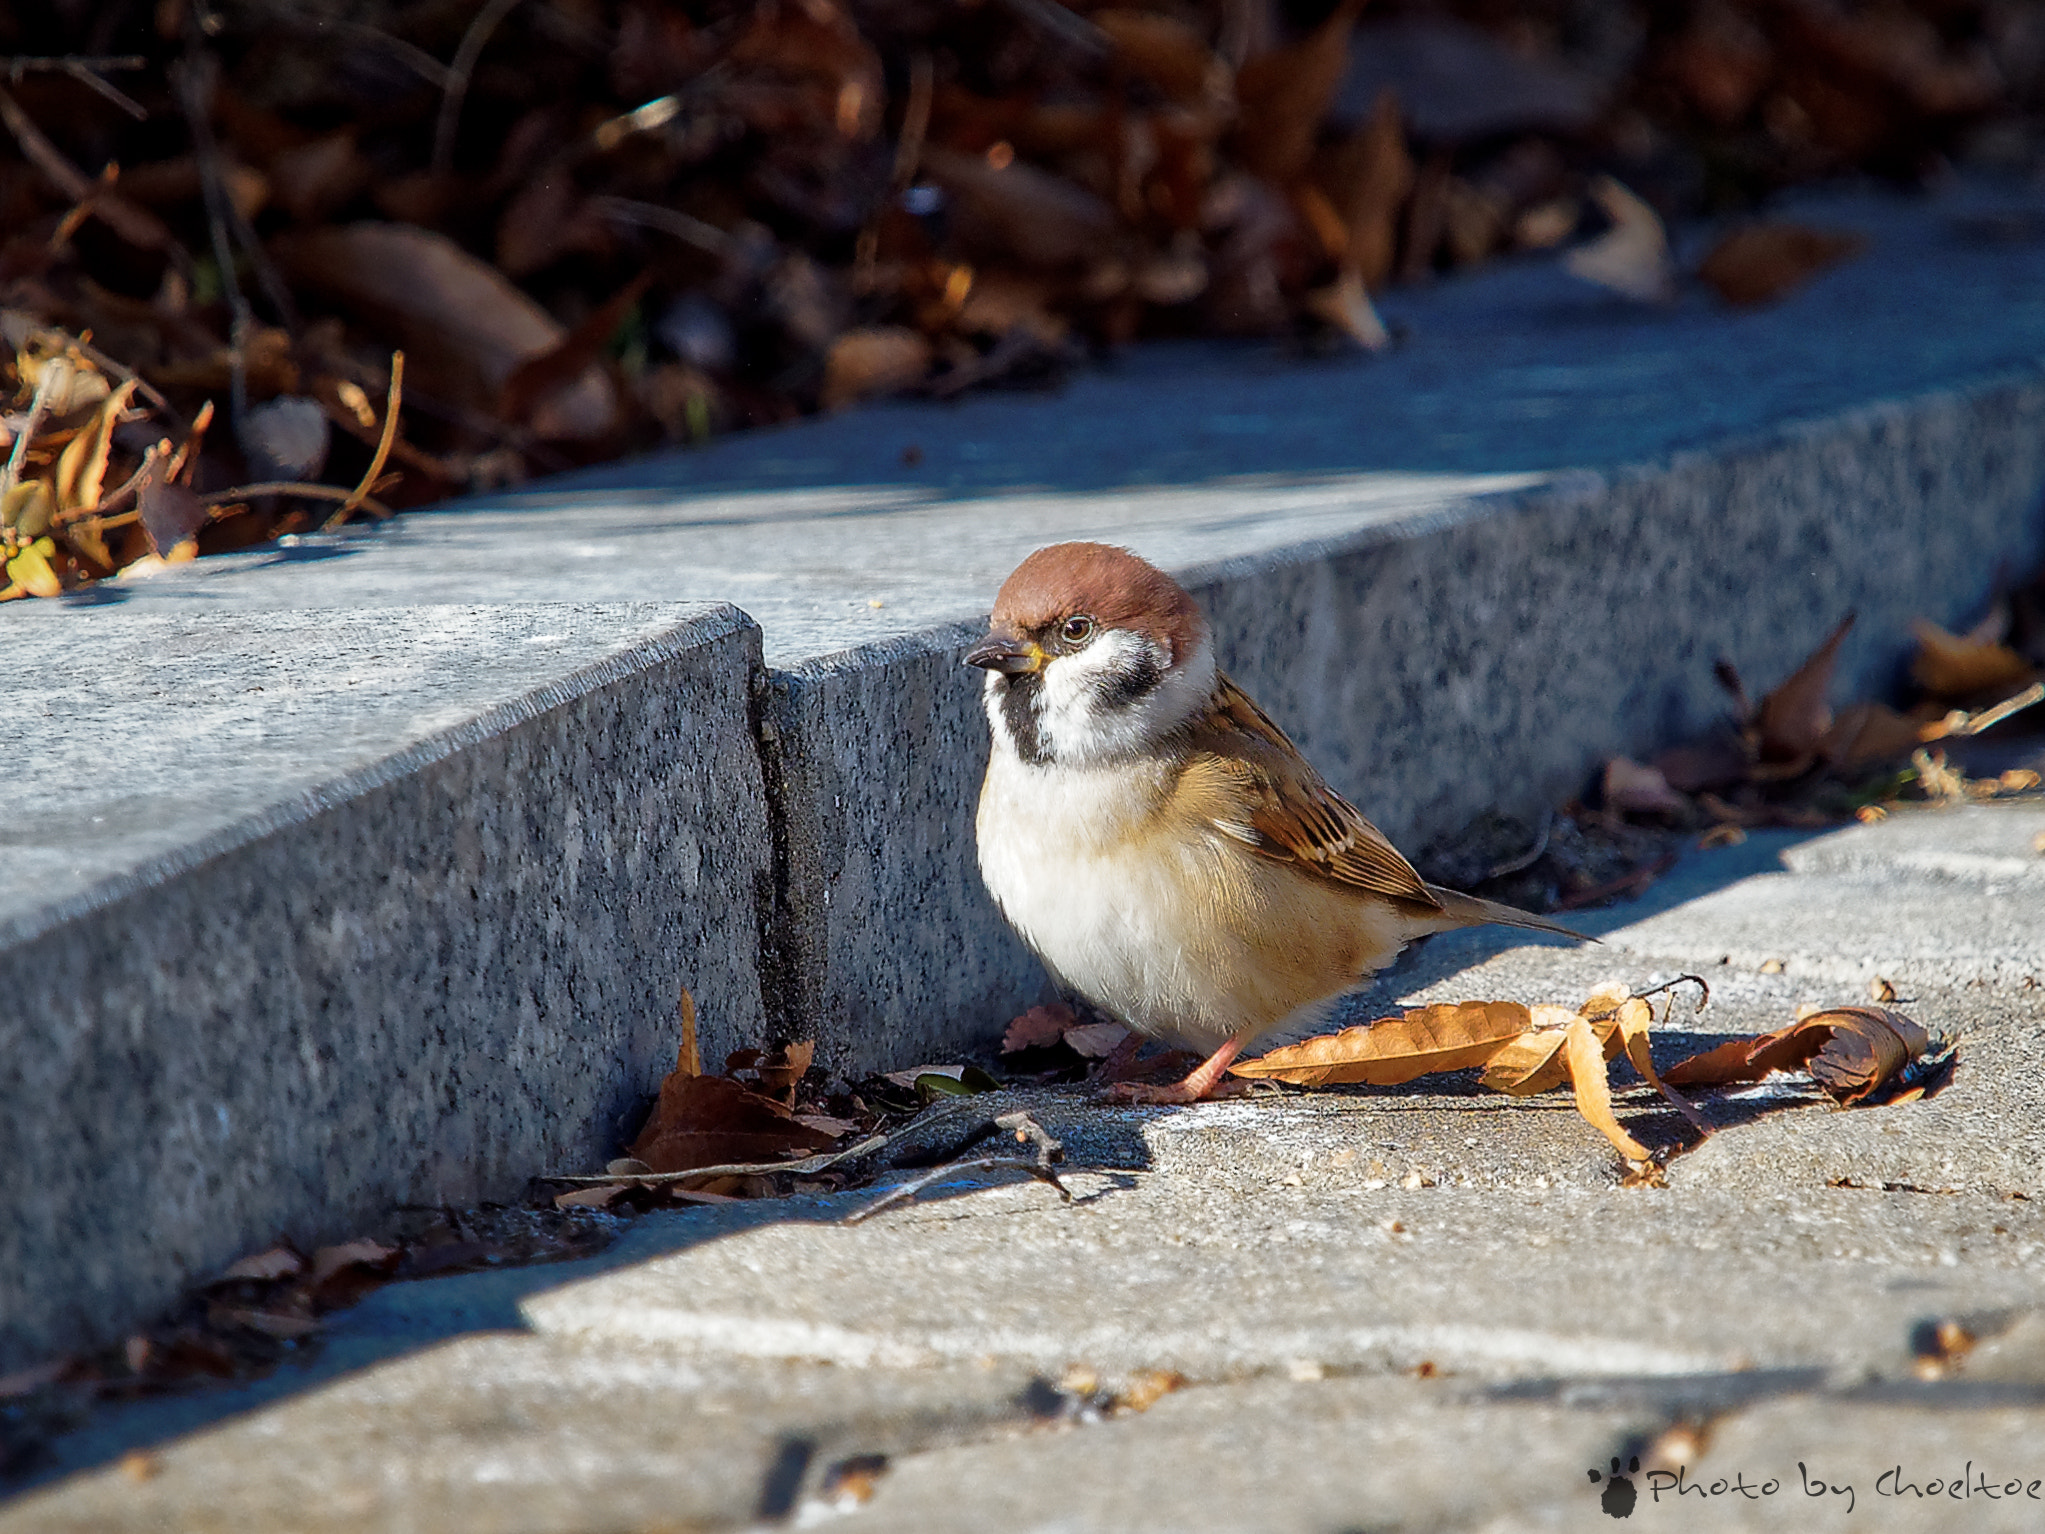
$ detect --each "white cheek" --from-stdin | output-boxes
[1037,630,1214,765]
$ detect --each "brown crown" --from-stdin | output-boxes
[989,542,1205,661]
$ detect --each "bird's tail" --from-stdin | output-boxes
[1422,884,1597,944]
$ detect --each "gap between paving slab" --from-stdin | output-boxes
[10,179,2045,1377]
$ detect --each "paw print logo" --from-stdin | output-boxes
[1587,1455,1639,1519]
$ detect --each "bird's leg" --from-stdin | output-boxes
[1104,1035,1249,1104]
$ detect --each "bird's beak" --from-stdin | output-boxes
[964,630,1045,675]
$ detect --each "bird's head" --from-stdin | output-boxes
[966,542,1214,767]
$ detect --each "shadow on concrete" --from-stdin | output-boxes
[3,822,1839,1498]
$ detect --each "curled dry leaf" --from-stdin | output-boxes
[1820,699,1927,768]
[1230,1000,1539,1087]
[1697,223,1866,307]
[751,1040,816,1105]
[1235,987,1709,1164]
[1911,618,2035,701]
[1663,1005,1932,1105]
[1564,177,1674,303]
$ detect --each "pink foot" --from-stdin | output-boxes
[1099,1036,1247,1104]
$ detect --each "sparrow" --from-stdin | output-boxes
[966,541,1588,1104]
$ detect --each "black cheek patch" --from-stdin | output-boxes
[999,673,1050,765]
[1095,647,1164,710]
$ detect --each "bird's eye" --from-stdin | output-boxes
[1059,615,1095,645]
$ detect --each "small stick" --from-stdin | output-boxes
[843,1110,1069,1223]
[843,1156,1072,1224]
[892,52,933,187]
[595,196,737,259]
[199,482,393,518]
[540,1133,891,1186]
[432,0,525,177]
[1485,806,1555,880]
[0,85,173,250]
[1925,681,2045,740]
[326,354,404,529]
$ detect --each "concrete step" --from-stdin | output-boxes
[7,177,2045,1371]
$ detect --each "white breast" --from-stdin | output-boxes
[976,745,1262,1053]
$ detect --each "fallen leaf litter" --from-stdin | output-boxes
[3,0,2038,597]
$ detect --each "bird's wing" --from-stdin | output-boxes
[1180,674,1445,912]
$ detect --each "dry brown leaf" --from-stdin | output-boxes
[1236,0,1366,187]
[628,1072,840,1174]
[1820,700,1927,768]
[1603,756,1689,816]
[674,989,702,1078]
[1477,1003,1609,1095]
[1663,1005,1931,1105]
[275,222,616,439]
[138,461,207,557]
[1095,11,1231,107]
[1564,176,1674,303]
[920,147,1120,269]
[1911,617,2035,701]
[1059,1021,1127,1059]
[54,378,137,511]
[1698,223,1866,307]
[751,1040,816,1105]
[1310,89,1412,289]
[1756,613,1854,764]
[1654,733,1751,794]
[1003,1002,1079,1053]
[499,273,650,431]
[308,1239,400,1288]
[217,1246,304,1284]
[1230,1000,1538,1087]
[822,327,933,409]
[1562,1016,1652,1162]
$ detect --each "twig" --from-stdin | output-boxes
[988,0,1111,56]
[893,52,934,187]
[1552,850,1680,912]
[540,1133,892,1186]
[843,1111,1069,1224]
[594,196,738,259]
[593,94,682,152]
[1485,807,1555,880]
[199,481,392,518]
[432,0,525,178]
[53,444,158,527]
[326,353,403,530]
[1,55,152,120]
[171,52,251,430]
[0,85,175,251]
[1924,681,2045,740]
